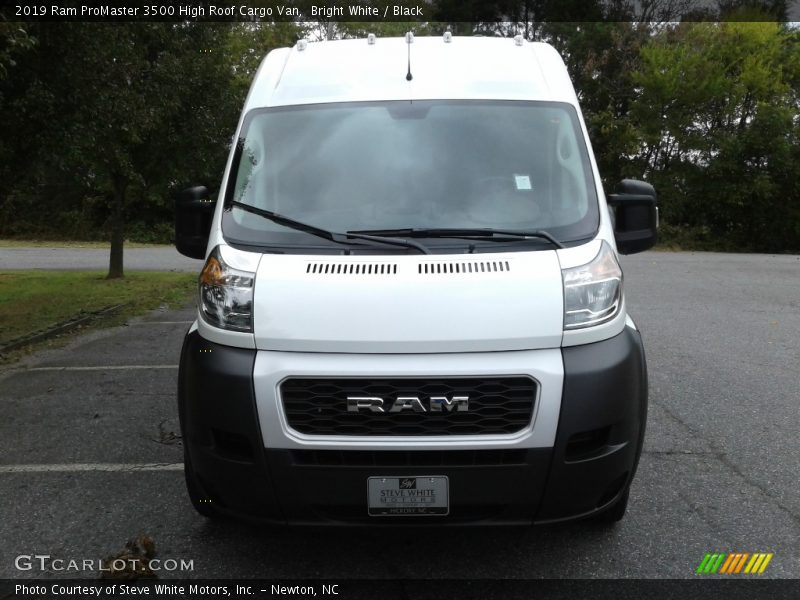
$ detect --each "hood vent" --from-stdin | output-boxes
[418,260,511,275]
[306,262,398,275]
[305,260,512,276]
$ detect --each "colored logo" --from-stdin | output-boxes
[696,552,773,574]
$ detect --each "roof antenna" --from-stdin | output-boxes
[405,31,414,81]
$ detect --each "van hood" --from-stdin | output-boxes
[252,252,564,353]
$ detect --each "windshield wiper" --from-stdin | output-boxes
[348,227,565,249]
[230,201,431,254]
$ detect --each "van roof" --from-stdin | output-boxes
[244,36,579,111]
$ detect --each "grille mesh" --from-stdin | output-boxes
[281,377,536,436]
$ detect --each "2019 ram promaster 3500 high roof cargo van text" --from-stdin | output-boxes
[174,34,658,525]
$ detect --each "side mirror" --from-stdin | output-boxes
[175,186,216,259]
[607,179,658,255]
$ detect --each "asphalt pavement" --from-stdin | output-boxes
[0,246,202,271]
[0,250,798,580]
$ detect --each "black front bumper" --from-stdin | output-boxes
[178,326,647,525]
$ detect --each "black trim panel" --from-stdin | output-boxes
[536,326,648,521]
[178,330,283,520]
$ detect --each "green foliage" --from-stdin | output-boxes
[335,21,435,39]
[224,22,300,93]
[0,22,299,268]
[0,22,34,82]
[630,22,800,251]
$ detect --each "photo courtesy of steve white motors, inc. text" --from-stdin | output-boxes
[14,583,340,597]
[14,3,426,18]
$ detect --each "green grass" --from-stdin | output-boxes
[0,239,170,249]
[0,271,196,346]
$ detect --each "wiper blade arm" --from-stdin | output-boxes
[478,229,564,249]
[344,232,431,254]
[349,227,565,249]
[230,201,430,254]
[231,201,337,242]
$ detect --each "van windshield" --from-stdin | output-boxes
[222,100,599,251]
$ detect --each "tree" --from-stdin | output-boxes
[56,24,241,278]
[0,22,34,83]
[0,22,297,277]
[223,22,300,92]
[630,21,800,250]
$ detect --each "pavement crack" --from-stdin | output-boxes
[650,398,800,527]
[144,420,182,446]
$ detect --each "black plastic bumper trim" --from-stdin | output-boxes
[536,325,648,520]
[177,326,647,525]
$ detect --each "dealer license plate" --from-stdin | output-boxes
[367,476,449,516]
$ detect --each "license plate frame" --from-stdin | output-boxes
[367,476,449,516]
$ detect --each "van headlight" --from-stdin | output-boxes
[198,246,254,332]
[562,241,622,329]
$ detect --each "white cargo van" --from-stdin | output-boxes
[175,34,657,525]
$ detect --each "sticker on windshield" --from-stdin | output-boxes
[514,175,532,190]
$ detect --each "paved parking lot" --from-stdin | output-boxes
[1,251,798,579]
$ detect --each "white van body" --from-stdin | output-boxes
[176,36,653,525]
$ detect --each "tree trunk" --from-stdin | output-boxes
[107,175,127,279]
